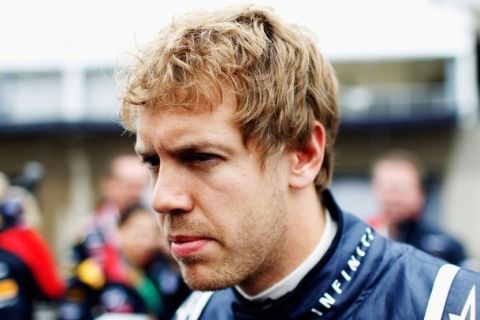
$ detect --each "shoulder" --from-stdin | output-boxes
[423,264,480,319]
[354,237,479,317]
[377,243,480,315]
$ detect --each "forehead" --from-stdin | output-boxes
[374,161,420,185]
[111,156,147,177]
[134,92,243,153]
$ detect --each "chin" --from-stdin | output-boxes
[179,262,242,291]
[183,275,236,292]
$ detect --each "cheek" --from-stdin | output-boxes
[191,169,255,217]
[192,184,255,248]
[218,186,278,247]
[135,234,158,256]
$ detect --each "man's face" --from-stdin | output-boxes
[106,156,149,213]
[372,160,424,224]
[135,93,291,292]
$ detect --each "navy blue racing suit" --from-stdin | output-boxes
[175,190,480,319]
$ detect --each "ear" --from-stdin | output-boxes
[288,121,326,189]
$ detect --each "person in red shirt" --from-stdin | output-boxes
[0,189,65,319]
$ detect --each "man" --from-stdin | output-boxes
[119,5,480,319]
[369,150,467,266]
[100,154,150,217]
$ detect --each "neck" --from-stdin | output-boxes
[238,185,325,295]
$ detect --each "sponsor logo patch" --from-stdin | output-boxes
[0,279,18,300]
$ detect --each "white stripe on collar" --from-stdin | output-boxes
[235,208,338,302]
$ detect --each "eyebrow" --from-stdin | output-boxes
[135,141,234,159]
[173,141,231,154]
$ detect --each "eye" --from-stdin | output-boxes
[142,155,160,170]
[180,152,220,166]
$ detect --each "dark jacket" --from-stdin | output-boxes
[0,228,66,320]
[395,218,467,266]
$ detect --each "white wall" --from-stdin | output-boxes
[443,124,480,261]
[0,0,475,70]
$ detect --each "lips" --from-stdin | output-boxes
[168,235,212,257]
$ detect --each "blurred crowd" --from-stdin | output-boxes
[0,154,190,320]
[0,149,476,319]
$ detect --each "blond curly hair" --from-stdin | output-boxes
[119,5,339,189]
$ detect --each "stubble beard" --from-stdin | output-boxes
[236,191,288,294]
[176,191,288,293]
[175,224,274,292]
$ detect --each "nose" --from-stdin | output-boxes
[150,165,193,215]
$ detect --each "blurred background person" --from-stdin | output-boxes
[0,176,65,319]
[67,154,150,282]
[90,153,150,243]
[101,154,150,215]
[117,205,190,320]
[59,204,189,320]
[59,154,149,316]
[3,185,43,232]
[368,149,467,266]
[0,162,45,232]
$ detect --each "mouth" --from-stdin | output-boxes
[168,235,213,258]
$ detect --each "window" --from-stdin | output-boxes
[0,72,62,123]
[85,69,118,120]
